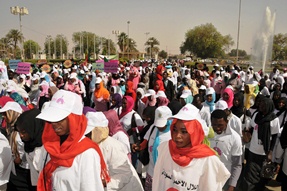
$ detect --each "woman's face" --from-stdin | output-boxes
[17,127,30,142]
[278,100,286,110]
[233,97,240,107]
[206,94,213,102]
[223,92,229,101]
[122,98,127,110]
[50,117,69,136]
[96,83,100,90]
[111,97,116,106]
[171,120,191,148]
[154,82,159,91]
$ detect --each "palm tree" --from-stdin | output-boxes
[6,29,23,58]
[117,32,128,52]
[145,37,160,58]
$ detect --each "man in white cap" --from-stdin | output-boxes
[215,100,242,137]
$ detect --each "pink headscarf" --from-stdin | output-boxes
[223,88,234,109]
[103,110,128,136]
[40,84,49,97]
[119,96,134,119]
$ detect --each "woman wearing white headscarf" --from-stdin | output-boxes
[86,112,143,191]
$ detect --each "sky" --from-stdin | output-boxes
[1,0,287,56]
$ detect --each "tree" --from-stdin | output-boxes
[0,37,13,59]
[145,37,160,58]
[24,40,41,59]
[158,50,168,59]
[272,33,287,60]
[101,38,116,56]
[228,49,247,57]
[117,32,138,53]
[180,23,234,58]
[6,29,23,58]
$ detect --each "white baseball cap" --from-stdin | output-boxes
[215,100,228,110]
[95,77,102,84]
[215,71,220,74]
[19,74,26,79]
[85,111,109,135]
[154,106,172,127]
[199,85,207,90]
[156,91,167,98]
[69,73,78,80]
[168,103,199,121]
[144,89,156,97]
[168,103,209,136]
[36,90,83,122]
[206,87,215,95]
[214,63,219,67]
[32,74,40,81]
[0,101,22,114]
[180,89,192,99]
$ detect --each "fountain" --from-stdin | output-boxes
[250,7,276,73]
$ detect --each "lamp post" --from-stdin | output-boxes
[236,0,242,64]
[10,6,29,60]
[144,32,150,59]
[148,39,153,59]
[47,35,51,60]
[112,30,120,59]
[127,21,130,60]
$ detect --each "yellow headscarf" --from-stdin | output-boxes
[244,84,257,110]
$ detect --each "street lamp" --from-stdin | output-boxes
[10,6,29,60]
[236,0,242,64]
[144,32,150,59]
[148,39,153,59]
[47,35,51,60]
[127,21,130,60]
[112,30,120,58]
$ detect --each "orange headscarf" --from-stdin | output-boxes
[37,113,110,191]
[94,81,110,100]
[169,119,215,167]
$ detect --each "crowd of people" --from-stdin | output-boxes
[0,58,287,191]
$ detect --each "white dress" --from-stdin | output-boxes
[99,136,143,191]
[152,142,230,191]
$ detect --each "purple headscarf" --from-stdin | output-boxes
[110,93,122,109]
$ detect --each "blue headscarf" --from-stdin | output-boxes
[152,119,172,164]
[205,92,216,112]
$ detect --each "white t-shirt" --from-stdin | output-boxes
[199,106,211,127]
[152,142,230,191]
[249,113,280,155]
[0,133,13,186]
[228,113,243,137]
[143,125,171,177]
[209,125,242,173]
[51,148,104,191]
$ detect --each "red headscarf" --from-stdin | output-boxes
[103,110,128,137]
[154,80,165,93]
[94,81,110,100]
[169,119,215,167]
[125,81,137,102]
[156,64,165,80]
[119,96,134,119]
[223,88,234,109]
[0,96,14,107]
[37,113,110,191]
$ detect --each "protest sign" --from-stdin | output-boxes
[16,62,31,74]
[8,60,21,70]
[104,60,118,73]
[92,61,104,72]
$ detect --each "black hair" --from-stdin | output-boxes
[211,109,228,121]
